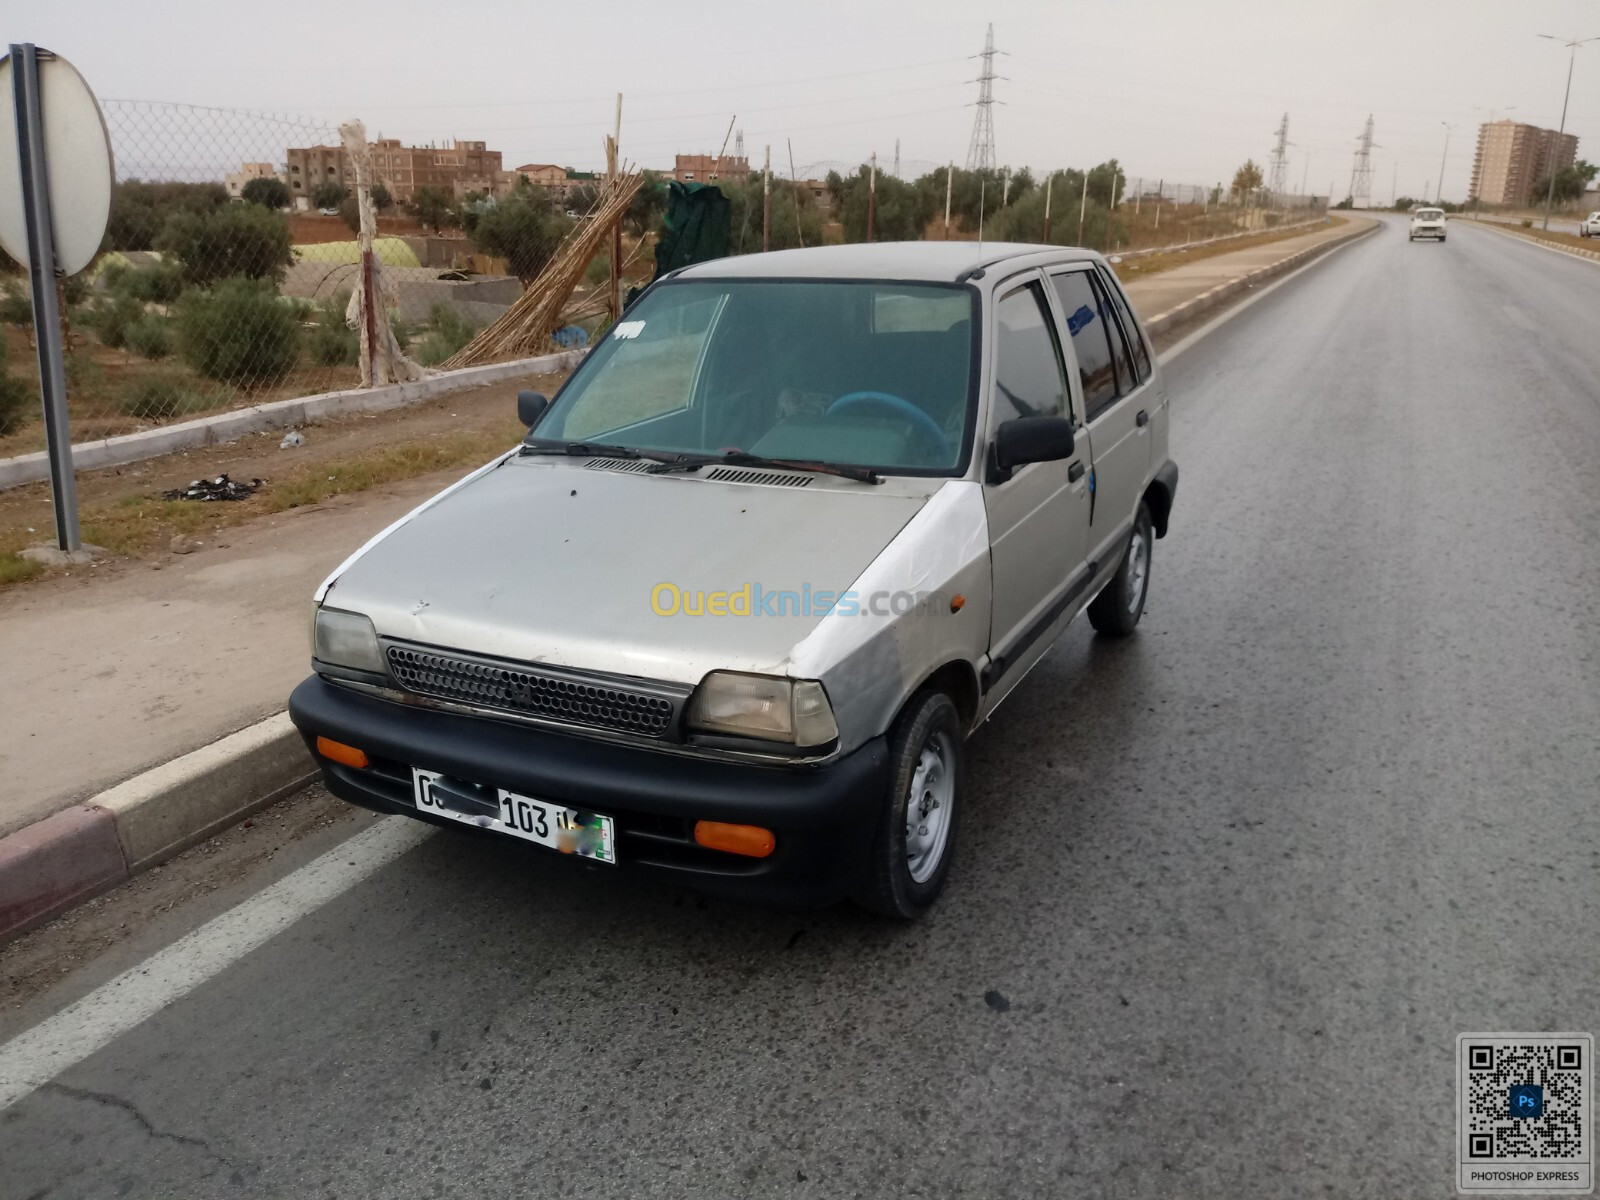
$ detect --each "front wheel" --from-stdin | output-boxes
[1087,501,1153,637]
[854,691,965,919]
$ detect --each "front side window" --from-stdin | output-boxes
[540,280,977,473]
[1050,270,1118,420]
[990,282,1068,424]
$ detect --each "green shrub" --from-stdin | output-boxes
[305,297,358,367]
[176,277,300,386]
[388,310,412,350]
[413,302,478,365]
[241,176,291,210]
[157,204,294,287]
[117,372,218,421]
[584,254,611,286]
[1,284,32,327]
[0,338,31,436]
[116,260,186,304]
[61,271,91,306]
[89,294,146,349]
[125,315,175,360]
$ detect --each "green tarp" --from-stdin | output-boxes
[652,181,731,280]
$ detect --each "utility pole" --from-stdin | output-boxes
[1077,171,1088,245]
[1536,33,1598,230]
[1042,173,1053,241]
[762,144,771,252]
[893,137,900,180]
[1435,122,1455,205]
[868,151,877,242]
[965,24,1001,171]
[787,139,804,247]
[944,161,953,239]
[607,93,622,323]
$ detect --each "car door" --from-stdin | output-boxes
[1047,266,1152,569]
[981,275,1092,686]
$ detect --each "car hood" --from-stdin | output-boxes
[322,455,932,684]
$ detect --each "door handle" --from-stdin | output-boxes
[1067,461,1085,482]
[1135,409,1149,427]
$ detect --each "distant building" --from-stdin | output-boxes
[1469,121,1580,206]
[285,138,504,206]
[673,153,750,185]
[511,164,600,203]
[224,162,282,199]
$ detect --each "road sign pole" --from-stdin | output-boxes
[10,44,81,553]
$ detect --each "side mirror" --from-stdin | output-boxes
[517,390,549,429]
[990,416,1076,483]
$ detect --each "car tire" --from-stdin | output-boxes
[853,690,965,919]
[1087,501,1153,637]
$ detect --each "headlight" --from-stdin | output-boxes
[313,607,386,675]
[686,672,839,747]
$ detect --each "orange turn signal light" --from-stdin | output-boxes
[316,737,369,769]
[693,820,776,859]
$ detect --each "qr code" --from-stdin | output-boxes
[1463,1038,1589,1161]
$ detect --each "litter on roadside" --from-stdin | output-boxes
[280,431,305,448]
[162,475,263,502]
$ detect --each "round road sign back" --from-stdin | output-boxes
[0,48,115,276]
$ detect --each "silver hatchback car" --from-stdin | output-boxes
[290,242,1178,917]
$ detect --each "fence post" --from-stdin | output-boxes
[10,43,82,554]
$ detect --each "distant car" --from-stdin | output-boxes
[318,207,339,216]
[1579,212,1600,238]
[1409,208,1446,242]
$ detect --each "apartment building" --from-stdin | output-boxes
[224,162,282,198]
[1469,121,1580,206]
[673,153,751,184]
[285,138,504,205]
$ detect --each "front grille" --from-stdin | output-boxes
[385,644,681,738]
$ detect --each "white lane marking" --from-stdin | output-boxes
[0,817,433,1112]
[1158,229,1375,366]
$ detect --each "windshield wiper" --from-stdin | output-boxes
[645,451,883,485]
[519,439,671,462]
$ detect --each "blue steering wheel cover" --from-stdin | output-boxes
[825,390,950,456]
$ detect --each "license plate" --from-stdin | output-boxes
[412,769,616,865]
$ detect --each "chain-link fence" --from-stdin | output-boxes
[0,100,1329,463]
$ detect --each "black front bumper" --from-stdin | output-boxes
[288,676,889,908]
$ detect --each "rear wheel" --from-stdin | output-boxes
[854,690,964,919]
[1088,501,1153,637]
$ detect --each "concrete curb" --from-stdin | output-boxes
[1459,219,1600,264]
[1142,218,1379,337]
[0,350,583,493]
[0,713,315,943]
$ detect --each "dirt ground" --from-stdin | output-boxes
[0,367,570,581]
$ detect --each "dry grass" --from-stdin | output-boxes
[2,422,522,579]
[1111,217,1345,281]
[1472,220,1598,253]
[0,550,42,584]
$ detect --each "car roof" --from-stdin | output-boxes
[673,240,1105,283]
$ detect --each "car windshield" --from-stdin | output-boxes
[536,279,977,473]
[1417,209,1443,220]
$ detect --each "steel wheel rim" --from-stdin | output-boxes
[905,729,955,884]
[1126,530,1148,615]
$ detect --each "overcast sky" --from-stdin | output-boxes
[24,0,1600,202]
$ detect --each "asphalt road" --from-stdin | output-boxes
[3,216,1597,1199]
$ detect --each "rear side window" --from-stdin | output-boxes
[1050,270,1118,420]
[991,282,1068,422]
[1097,268,1151,385]
[1087,272,1133,397]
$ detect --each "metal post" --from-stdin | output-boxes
[1077,171,1088,245]
[787,139,804,247]
[867,151,876,243]
[609,93,623,319]
[762,145,770,252]
[11,44,81,553]
[944,161,952,239]
[1538,34,1595,231]
[1042,173,1052,241]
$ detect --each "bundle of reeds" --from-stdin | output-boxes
[441,169,644,368]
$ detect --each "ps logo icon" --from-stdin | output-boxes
[1508,1083,1543,1119]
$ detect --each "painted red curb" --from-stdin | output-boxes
[0,804,128,941]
